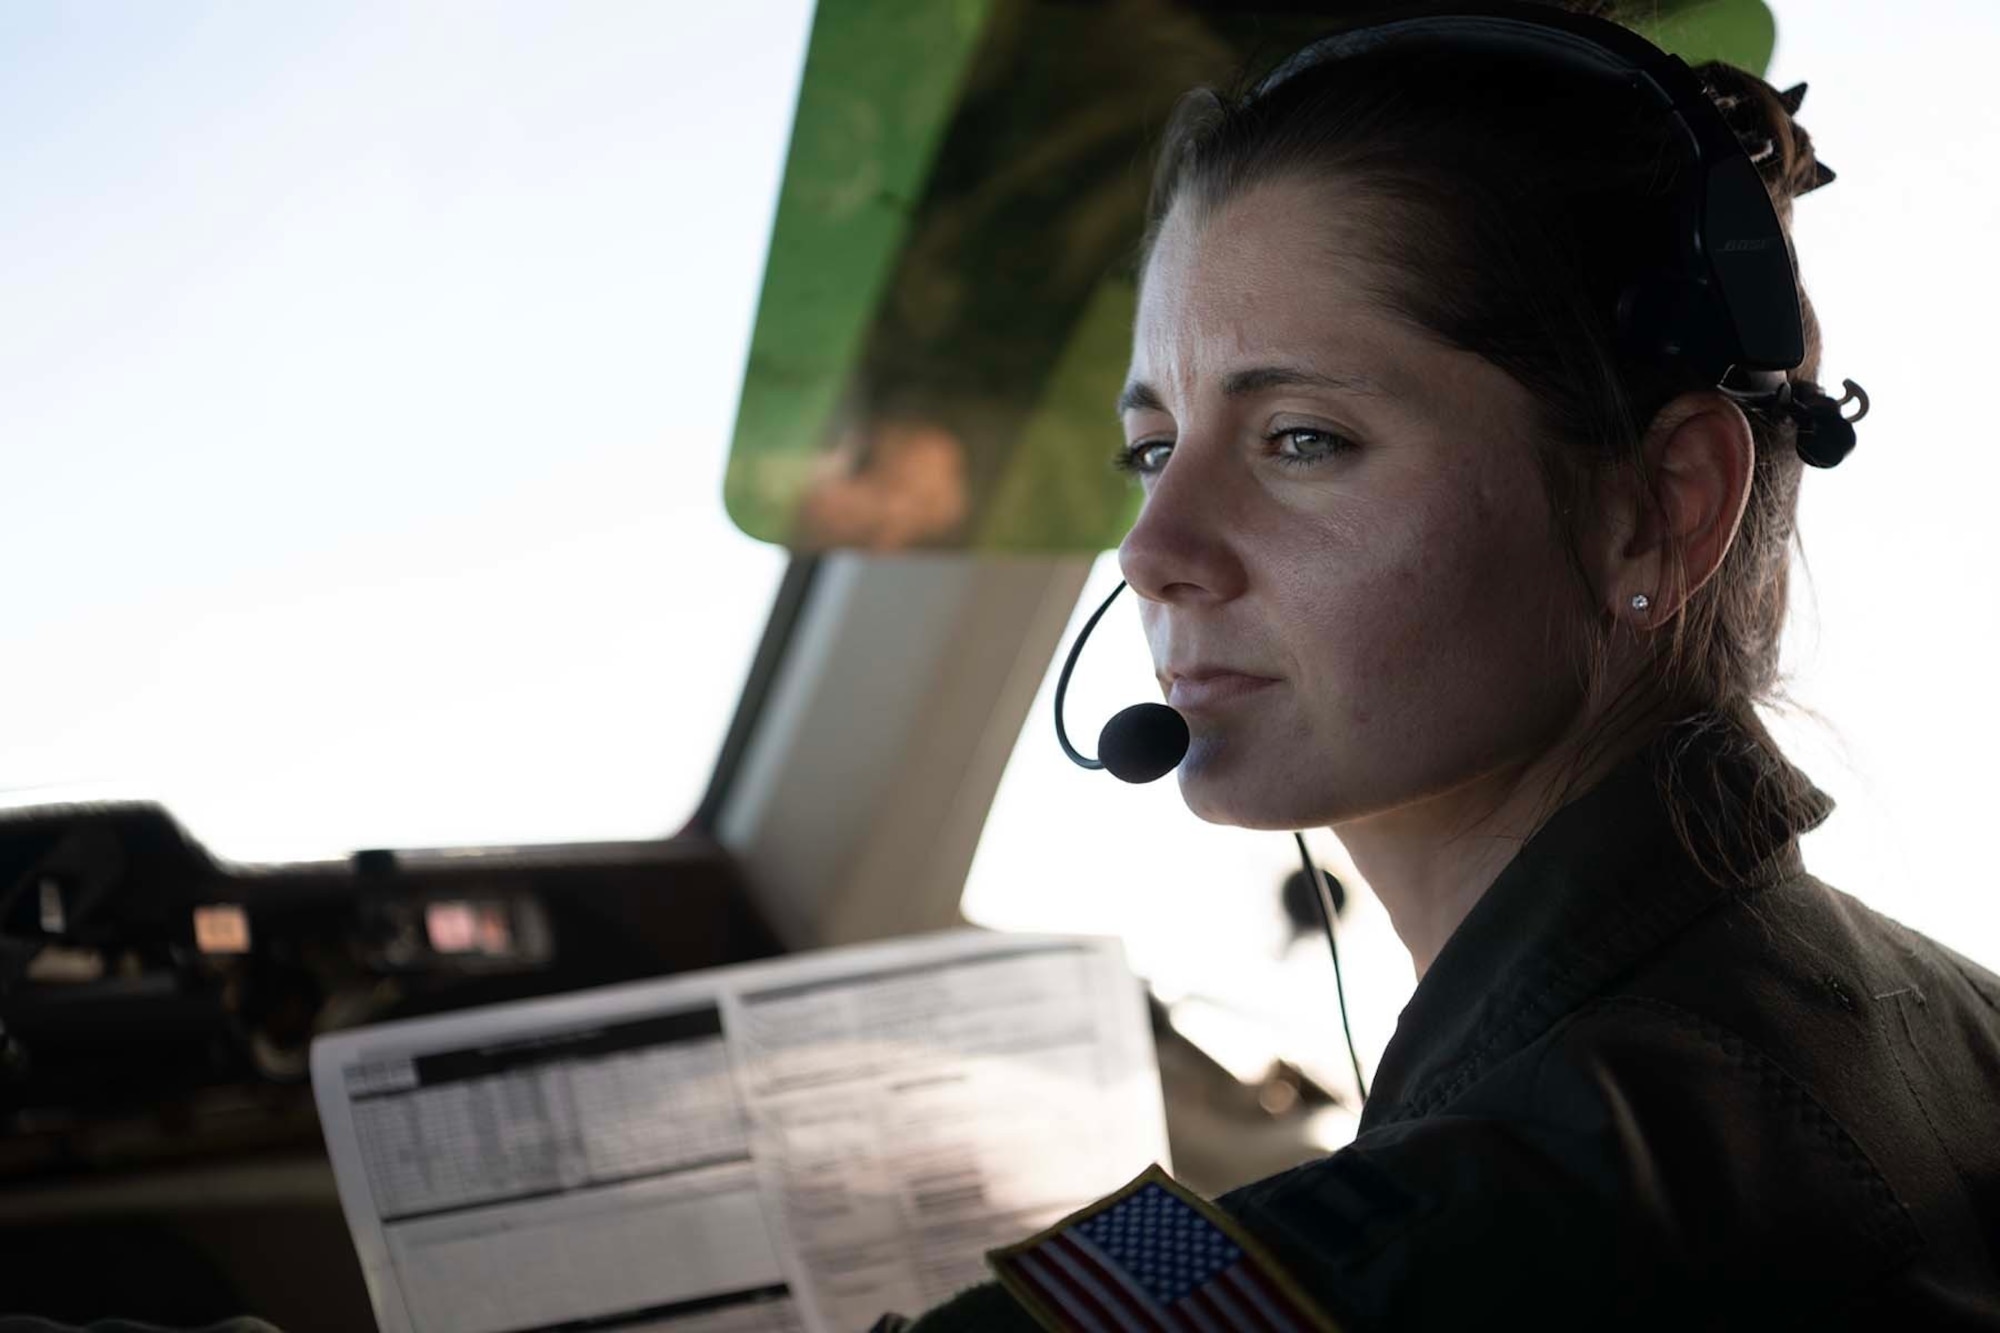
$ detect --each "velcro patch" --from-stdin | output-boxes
[988,1164,1343,1333]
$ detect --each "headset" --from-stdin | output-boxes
[1054,1,1868,1109]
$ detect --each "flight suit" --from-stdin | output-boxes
[892,713,2000,1330]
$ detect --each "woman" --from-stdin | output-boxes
[891,2,2000,1328]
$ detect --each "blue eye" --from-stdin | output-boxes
[1269,426,1357,467]
[1113,427,1356,478]
[1112,440,1173,476]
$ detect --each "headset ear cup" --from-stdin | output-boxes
[1618,269,1746,385]
[1616,270,1696,362]
[1703,155,1806,370]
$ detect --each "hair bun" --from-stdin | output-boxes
[1696,61,1838,209]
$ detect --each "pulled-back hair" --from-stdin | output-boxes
[1143,4,1838,877]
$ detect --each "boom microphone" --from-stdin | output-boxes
[1052,581,1189,783]
[1050,576,1370,1104]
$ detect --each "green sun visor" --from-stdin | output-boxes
[725,0,1776,553]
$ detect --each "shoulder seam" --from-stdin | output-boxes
[1573,993,1922,1267]
[1942,954,2000,1017]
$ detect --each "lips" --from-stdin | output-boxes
[1166,669,1280,711]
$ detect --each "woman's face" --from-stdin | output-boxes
[1118,177,1594,831]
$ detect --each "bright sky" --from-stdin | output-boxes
[0,1,809,858]
[963,0,2000,1122]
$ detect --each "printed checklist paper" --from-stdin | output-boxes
[311,930,1170,1333]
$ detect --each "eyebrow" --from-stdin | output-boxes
[1114,365,1387,418]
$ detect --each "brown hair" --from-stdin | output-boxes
[1143,3,1837,877]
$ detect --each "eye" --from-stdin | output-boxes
[1268,425,1357,468]
[1113,439,1173,476]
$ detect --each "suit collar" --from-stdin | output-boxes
[1359,711,1829,1129]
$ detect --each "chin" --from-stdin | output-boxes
[1176,734,1341,831]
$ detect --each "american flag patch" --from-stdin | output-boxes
[988,1165,1340,1333]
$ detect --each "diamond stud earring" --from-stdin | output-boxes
[1630,593,1652,613]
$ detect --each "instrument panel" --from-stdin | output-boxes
[0,801,781,1166]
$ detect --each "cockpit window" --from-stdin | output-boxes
[0,2,813,859]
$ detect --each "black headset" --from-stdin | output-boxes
[1255,1,1867,468]
[1055,2,1868,1108]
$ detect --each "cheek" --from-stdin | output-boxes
[1289,465,1577,733]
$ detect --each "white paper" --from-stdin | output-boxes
[312,929,1169,1333]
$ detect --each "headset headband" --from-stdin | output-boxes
[1253,2,1807,385]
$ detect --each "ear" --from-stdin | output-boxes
[1595,391,1755,625]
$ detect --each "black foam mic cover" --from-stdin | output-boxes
[1098,703,1190,784]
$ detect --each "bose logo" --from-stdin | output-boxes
[1720,238,1777,253]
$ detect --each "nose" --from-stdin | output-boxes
[1116,441,1249,608]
